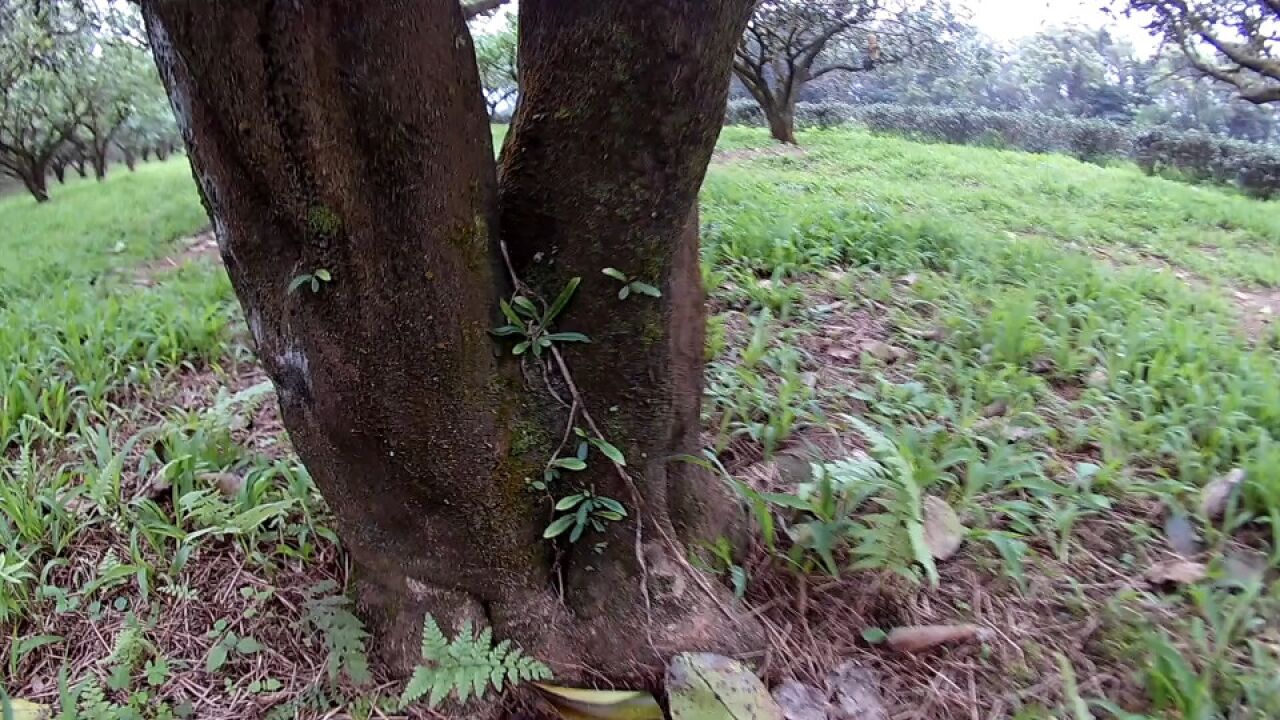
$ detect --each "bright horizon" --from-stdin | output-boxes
[964,0,1157,52]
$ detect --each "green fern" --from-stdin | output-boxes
[399,615,551,709]
[301,583,372,686]
[77,677,120,720]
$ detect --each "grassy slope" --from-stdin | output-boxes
[1,129,1278,718]
[702,127,1280,718]
[0,160,235,443]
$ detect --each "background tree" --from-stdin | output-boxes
[0,1,88,201]
[77,44,140,179]
[139,0,758,680]
[1122,0,1280,104]
[471,13,518,120]
[734,0,961,143]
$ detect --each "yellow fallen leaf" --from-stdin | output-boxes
[3,698,52,720]
[534,683,663,720]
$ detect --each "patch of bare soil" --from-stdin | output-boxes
[1094,246,1278,341]
[712,145,808,164]
[133,229,221,286]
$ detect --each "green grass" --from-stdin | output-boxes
[0,161,209,302]
[700,127,1280,718]
[0,159,235,444]
[3,126,1280,719]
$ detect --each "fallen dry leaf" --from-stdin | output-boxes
[922,496,965,561]
[861,341,906,364]
[201,471,245,497]
[828,346,858,362]
[534,683,662,720]
[1162,512,1202,557]
[885,624,988,653]
[1144,559,1207,586]
[1200,468,1245,519]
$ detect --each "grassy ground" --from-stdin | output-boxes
[2,128,1279,719]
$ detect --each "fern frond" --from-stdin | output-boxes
[398,614,552,710]
[420,614,448,661]
[401,666,432,707]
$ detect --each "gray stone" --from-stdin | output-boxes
[827,663,887,720]
[773,680,829,720]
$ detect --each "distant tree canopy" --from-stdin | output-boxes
[733,0,962,143]
[770,19,1279,146]
[0,0,178,202]
[472,13,518,121]
[1123,0,1280,105]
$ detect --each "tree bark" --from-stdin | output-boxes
[19,164,50,202]
[92,151,107,180]
[734,66,799,144]
[765,101,798,144]
[499,0,758,672]
[142,0,757,683]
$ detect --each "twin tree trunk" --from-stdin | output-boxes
[141,0,757,682]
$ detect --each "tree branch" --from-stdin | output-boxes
[462,0,509,20]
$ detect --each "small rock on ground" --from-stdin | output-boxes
[771,662,887,720]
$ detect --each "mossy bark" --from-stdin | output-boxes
[499,0,759,674]
[141,0,757,682]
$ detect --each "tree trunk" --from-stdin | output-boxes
[74,158,87,177]
[764,98,797,144]
[52,161,67,184]
[92,151,107,180]
[123,148,137,171]
[734,67,799,144]
[141,0,757,684]
[498,0,758,672]
[141,147,152,162]
[156,144,170,160]
[19,164,50,203]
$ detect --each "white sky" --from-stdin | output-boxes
[963,0,1154,50]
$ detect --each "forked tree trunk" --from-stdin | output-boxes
[734,64,802,144]
[141,0,756,682]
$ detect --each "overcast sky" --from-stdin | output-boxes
[964,0,1153,49]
